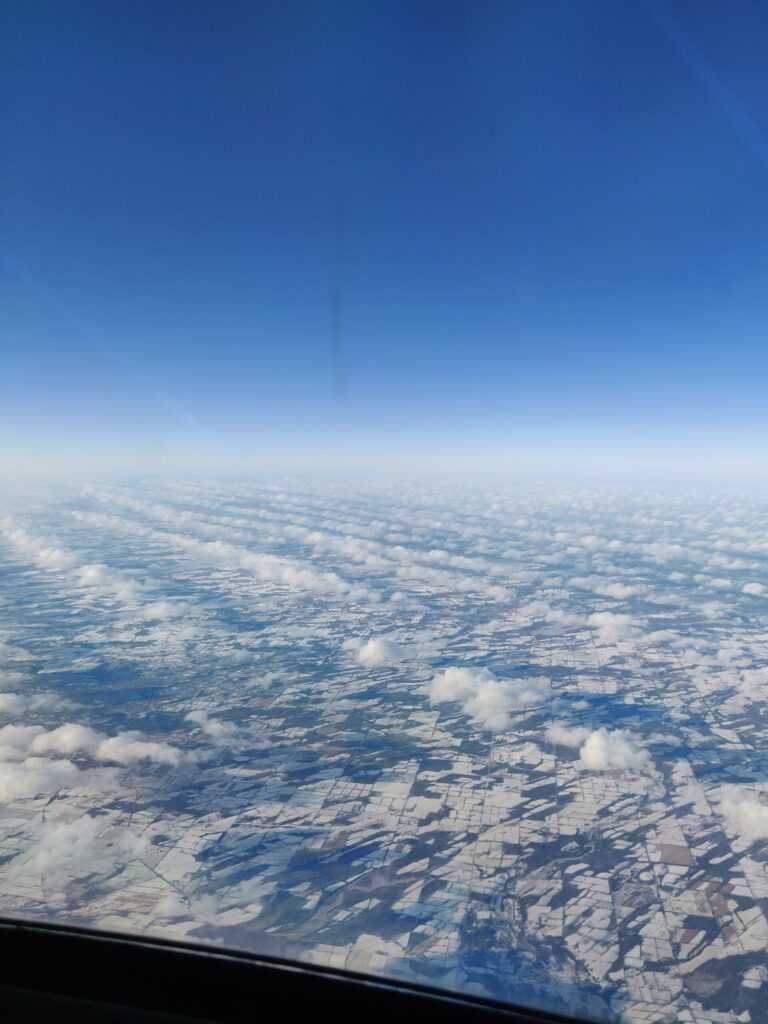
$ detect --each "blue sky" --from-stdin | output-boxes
[3,0,768,477]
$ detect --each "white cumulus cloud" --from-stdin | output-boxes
[587,612,640,644]
[0,756,80,801]
[28,722,180,766]
[185,710,240,743]
[21,814,149,883]
[744,582,767,596]
[429,667,552,733]
[578,727,651,772]
[719,786,768,842]
[354,637,406,668]
[545,722,592,748]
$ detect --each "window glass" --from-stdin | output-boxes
[2,3,768,1022]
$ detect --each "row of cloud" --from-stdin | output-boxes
[114,478,768,583]
[0,641,182,801]
[1,521,190,621]
[80,487,513,602]
[73,482,768,628]
[71,507,377,603]
[519,602,642,644]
